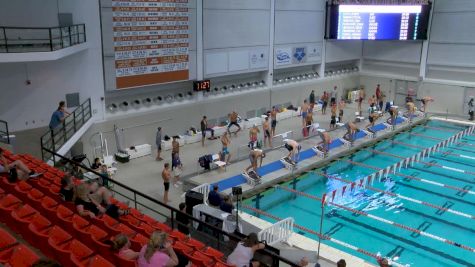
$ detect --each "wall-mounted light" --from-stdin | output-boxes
[175,93,184,101]
[229,85,236,92]
[186,91,193,99]
[155,96,163,104]
[259,80,265,86]
[165,95,173,103]
[120,101,129,110]
[107,103,117,112]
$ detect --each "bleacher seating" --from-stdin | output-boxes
[0,149,236,267]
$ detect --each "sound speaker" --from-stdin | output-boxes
[185,190,204,215]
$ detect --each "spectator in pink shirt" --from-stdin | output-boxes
[138,231,178,267]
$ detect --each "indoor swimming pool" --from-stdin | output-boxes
[243,120,475,267]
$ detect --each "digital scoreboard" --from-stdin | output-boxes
[326,4,431,40]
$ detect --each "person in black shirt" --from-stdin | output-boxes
[60,173,75,202]
[91,157,102,170]
[176,203,190,235]
[200,116,215,146]
[208,185,223,207]
[220,195,234,213]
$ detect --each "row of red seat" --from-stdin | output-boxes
[0,221,41,266]
[0,150,234,267]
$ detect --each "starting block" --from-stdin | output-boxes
[355,116,365,122]
[312,146,326,158]
[339,137,352,148]
[243,170,261,187]
[360,129,374,139]
[383,122,393,131]
[280,157,296,170]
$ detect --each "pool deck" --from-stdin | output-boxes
[187,115,427,198]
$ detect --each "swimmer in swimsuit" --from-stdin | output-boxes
[263,116,272,147]
[245,149,265,177]
[270,106,278,136]
[301,99,309,128]
[284,139,301,163]
[344,122,359,143]
[330,103,337,129]
[221,132,231,163]
[317,131,331,155]
[249,124,260,149]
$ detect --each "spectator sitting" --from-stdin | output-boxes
[112,234,140,260]
[90,157,102,171]
[0,148,40,180]
[208,185,223,207]
[220,195,234,213]
[75,182,128,219]
[49,101,70,130]
[138,231,179,267]
[176,203,190,235]
[88,181,129,218]
[227,232,265,267]
[60,172,75,202]
[99,164,110,188]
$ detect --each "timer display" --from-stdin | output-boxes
[193,80,211,92]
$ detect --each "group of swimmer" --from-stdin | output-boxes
[203,85,434,179]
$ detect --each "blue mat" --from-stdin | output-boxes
[215,174,246,191]
[370,123,387,132]
[330,138,344,149]
[354,130,367,140]
[215,159,286,191]
[395,117,405,124]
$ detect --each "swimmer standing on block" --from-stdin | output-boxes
[417,96,434,113]
[317,131,332,154]
[284,139,301,164]
[388,106,398,127]
[366,111,383,131]
[245,149,265,178]
[344,122,359,143]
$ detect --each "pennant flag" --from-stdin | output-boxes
[321,193,327,206]
[331,190,337,202]
[350,182,356,192]
[341,186,347,197]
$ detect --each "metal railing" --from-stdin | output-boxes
[40,98,92,161]
[0,120,10,144]
[0,24,86,53]
[43,147,299,267]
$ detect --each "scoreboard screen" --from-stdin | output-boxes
[326,4,432,40]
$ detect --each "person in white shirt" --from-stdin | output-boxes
[227,233,265,267]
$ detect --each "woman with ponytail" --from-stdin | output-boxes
[138,231,178,267]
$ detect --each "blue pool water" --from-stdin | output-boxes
[243,120,475,267]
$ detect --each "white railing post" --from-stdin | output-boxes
[258,217,294,246]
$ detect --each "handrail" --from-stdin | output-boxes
[258,217,294,246]
[0,120,10,144]
[0,24,86,53]
[42,147,299,267]
[40,98,92,162]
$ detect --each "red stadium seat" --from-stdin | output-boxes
[129,233,148,252]
[202,246,225,261]
[173,241,194,255]
[48,184,61,197]
[26,188,45,211]
[125,217,155,236]
[0,187,5,198]
[68,240,94,267]
[13,181,33,202]
[40,196,59,220]
[10,204,38,234]
[214,261,236,267]
[0,194,22,225]
[186,251,214,267]
[0,244,40,267]
[35,178,52,195]
[187,238,205,250]
[0,229,18,252]
[56,205,74,232]
[141,215,172,233]
[115,254,137,267]
[27,215,53,248]
[169,229,188,242]
[48,228,76,266]
[71,255,114,267]
[86,225,111,258]
[72,215,92,243]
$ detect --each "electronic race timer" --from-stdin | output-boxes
[193,80,211,92]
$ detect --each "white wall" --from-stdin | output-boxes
[203,0,270,77]
[273,0,324,69]
[0,0,59,27]
[0,0,105,132]
[426,0,475,81]
[325,41,362,63]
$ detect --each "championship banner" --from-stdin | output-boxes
[112,0,189,89]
